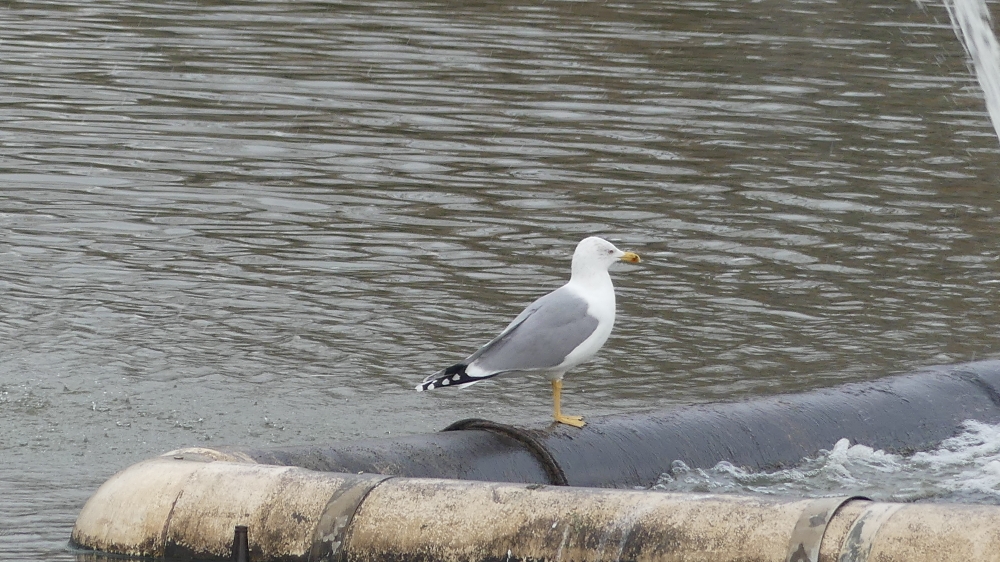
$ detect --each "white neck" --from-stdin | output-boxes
[569,262,614,292]
[567,263,617,321]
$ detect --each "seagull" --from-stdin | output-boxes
[416,236,640,427]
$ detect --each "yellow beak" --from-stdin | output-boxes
[620,251,641,264]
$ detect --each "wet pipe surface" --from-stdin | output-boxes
[226,360,1000,489]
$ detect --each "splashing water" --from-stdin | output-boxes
[944,0,1000,143]
[652,420,1000,504]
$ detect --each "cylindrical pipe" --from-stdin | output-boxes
[222,360,1000,488]
[71,457,1000,562]
[71,457,389,560]
[237,429,553,485]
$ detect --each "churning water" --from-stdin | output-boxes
[654,420,1000,504]
[2,0,1000,559]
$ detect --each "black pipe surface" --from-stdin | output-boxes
[226,360,1000,488]
[232,525,249,562]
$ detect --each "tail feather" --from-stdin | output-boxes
[416,364,497,391]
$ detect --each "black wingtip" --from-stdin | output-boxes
[418,363,476,391]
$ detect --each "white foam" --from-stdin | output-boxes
[652,420,1000,503]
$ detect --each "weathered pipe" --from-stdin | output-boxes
[71,456,1000,562]
[220,360,1000,488]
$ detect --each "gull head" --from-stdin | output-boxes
[572,236,641,277]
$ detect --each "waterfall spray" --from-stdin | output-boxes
[944,0,1000,144]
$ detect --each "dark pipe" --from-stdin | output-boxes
[241,427,553,484]
[440,418,568,485]
[225,360,1000,488]
[232,525,249,562]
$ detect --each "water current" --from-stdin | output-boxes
[654,420,1000,504]
[2,0,1000,559]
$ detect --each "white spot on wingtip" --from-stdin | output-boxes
[442,378,450,386]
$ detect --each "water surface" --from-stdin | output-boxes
[2,0,1000,558]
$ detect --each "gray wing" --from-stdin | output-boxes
[465,286,599,374]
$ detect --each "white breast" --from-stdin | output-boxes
[553,276,617,373]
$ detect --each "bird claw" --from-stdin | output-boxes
[554,415,586,428]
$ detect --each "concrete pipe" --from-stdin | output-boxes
[71,456,1000,562]
[71,454,390,560]
[220,360,1000,488]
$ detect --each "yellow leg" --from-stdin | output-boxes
[551,380,585,428]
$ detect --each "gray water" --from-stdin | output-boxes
[2,0,1000,559]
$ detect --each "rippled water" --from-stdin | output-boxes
[2,0,999,558]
